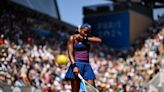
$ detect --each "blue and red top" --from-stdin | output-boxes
[74,41,90,63]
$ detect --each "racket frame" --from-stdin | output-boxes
[78,74,99,92]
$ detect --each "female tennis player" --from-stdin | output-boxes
[65,23,102,92]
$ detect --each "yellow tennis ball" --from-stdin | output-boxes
[56,54,68,65]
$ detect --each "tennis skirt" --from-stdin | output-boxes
[65,60,96,80]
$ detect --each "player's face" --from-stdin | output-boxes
[80,28,91,36]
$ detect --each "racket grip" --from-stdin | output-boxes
[78,74,83,80]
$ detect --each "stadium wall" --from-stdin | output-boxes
[84,11,130,49]
[129,10,153,44]
[84,10,153,49]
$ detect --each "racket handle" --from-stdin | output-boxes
[78,73,83,80]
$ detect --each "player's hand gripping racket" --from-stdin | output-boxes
[78,73,99,92]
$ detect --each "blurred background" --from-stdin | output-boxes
[0,0,163,92]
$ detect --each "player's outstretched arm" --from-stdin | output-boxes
[88,37,102,44]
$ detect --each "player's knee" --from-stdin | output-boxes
[87,80,95,86]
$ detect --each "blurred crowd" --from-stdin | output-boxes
[0,3,164,92]
[0,8,70,92]
[91,29,163,92]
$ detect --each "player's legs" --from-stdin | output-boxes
[87,80,95,87]
[71,76,80,92]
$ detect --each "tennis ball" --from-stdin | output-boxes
[56,54,68,65]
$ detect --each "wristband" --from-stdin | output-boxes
[71,63,77,69]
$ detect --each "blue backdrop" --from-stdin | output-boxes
[84,11,130,49]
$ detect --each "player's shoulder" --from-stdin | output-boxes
[69,35,75,42]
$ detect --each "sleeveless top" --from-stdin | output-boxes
[74,41,90,63]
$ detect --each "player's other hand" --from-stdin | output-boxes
[73,66,79,76]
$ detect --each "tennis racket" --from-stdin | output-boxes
[78,74,99,92]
